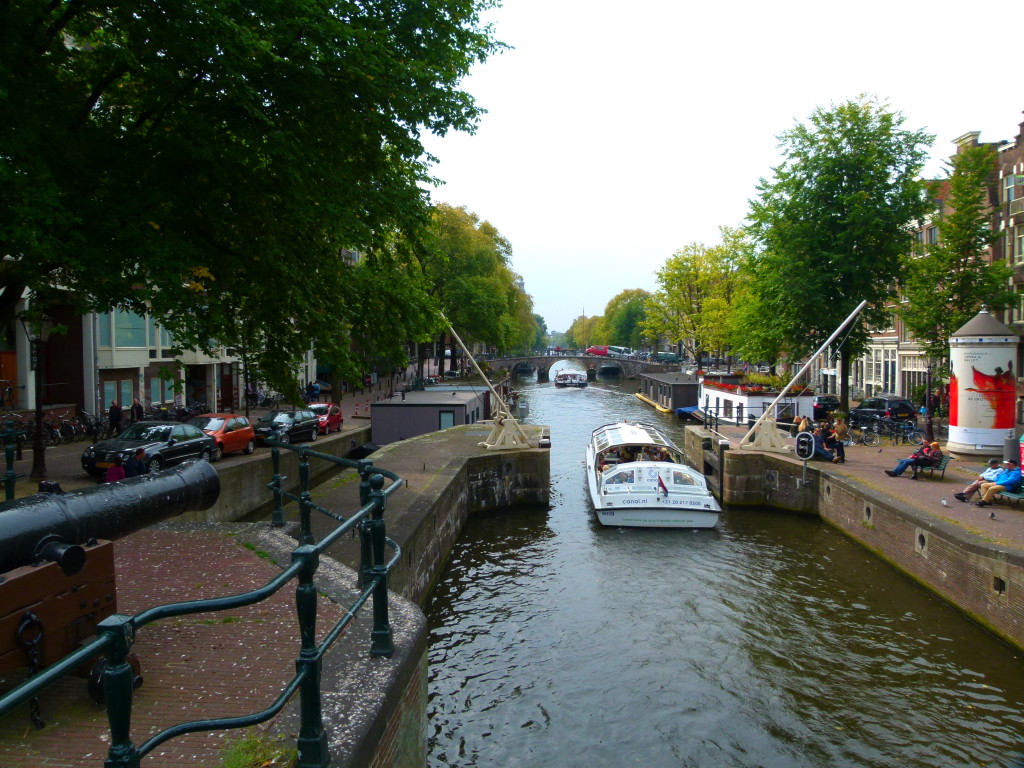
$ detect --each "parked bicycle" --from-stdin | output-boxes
[847,424,880,447]
[872,417,923,446]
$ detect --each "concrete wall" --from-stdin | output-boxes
[687,426,1024,651]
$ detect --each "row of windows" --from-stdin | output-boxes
[97,310,173,350]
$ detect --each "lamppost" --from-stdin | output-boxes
[22,315,53,479]
[923,358,935,443]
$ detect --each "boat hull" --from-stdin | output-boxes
[595,506,719,528]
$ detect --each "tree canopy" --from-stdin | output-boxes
[742,96,934,406]
[898,143,1015,364]
[0,0,504,391]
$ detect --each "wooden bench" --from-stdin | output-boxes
[995,489,1024,506]
[916,454,952,480]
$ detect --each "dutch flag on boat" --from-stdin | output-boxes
[658,475,669,496]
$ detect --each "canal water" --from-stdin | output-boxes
[425,368,1024,767]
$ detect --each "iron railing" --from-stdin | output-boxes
[0,441,402,767]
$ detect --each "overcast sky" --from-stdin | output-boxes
[421,0,1023,333]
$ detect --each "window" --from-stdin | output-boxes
[913,230,924,256]
[1005,173,1017,204]
[114,309,146,347]
[1013,287,1024,325]
[98,312,112,348]
[926,226,938,245]
[1017,225,1024,265]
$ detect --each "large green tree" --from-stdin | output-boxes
[744,96,934,408]
[416,204,533,371]
[0,0,502,392]
[601,289,650,349]
[898,144,1015,364]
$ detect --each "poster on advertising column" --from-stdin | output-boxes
[948,310,1019,453]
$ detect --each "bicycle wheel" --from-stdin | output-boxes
[907,430,924,446]
[935,423,949,440]
[862,430,880,447]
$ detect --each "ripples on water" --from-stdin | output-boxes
[426,372,1024,767]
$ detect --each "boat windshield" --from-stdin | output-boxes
[672,469,697,485]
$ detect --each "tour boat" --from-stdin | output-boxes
[554,371,588,388]
[585,421,721,528]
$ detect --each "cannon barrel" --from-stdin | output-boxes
[0,459,219,574]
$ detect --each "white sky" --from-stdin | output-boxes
[421,0,1023,333]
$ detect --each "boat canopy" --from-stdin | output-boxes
[592,422,674,452]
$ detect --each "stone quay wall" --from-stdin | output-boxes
[683,425,1024,651]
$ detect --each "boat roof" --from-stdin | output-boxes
[591,422,677,451]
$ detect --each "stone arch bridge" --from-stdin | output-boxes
[486,355,670,382]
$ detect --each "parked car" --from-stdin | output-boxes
[308,403,343,434]
[190,413,256,461]
[812,395,840,420]
[443,370,462,379]
[585,345,610,356]
[253,409,320,445]
[849,395,916,425]
[81,421,215,475]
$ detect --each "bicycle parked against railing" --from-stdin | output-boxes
[871,417,923,446]
[847,424,880,447]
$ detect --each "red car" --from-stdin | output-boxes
[189,413,256,461]
[309,403,344,434]
[585,345,609,356]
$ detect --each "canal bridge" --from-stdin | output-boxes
[487,354,671,381]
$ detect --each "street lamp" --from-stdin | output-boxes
[21,314,53,479]
[923,358,935,443]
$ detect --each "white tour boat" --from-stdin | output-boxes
[586,421,721,528]
[554,371,588,388]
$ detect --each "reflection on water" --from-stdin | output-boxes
[426,376,1024,767]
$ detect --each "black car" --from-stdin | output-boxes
[812,395,840,420]
[849,395,916,425]
[81,421,216,475]
[253,409,320,444]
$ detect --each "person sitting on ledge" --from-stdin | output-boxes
[954,458,1001,503]
[884,442,942,480]
[973,458,1023,507]
[811,426,835,462]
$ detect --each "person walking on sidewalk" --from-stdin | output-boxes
[884,442,942,479]
[954,458,1002,502]
[974,459,1023,507]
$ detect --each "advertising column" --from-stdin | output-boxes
[948,310,1019,457]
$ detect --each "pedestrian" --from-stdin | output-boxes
[974,458,1023,507]
[130,397,144,424]
[108,400,122,437]
[885,442,942,480]
[125,447,149,478]
[954,458,1002,503]
[811,426,835,462]
[825,424,845,464]
[104,455,126,483]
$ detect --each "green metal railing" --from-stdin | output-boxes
[0,442,402,767]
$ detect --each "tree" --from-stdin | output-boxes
[0,0,503,394]
[744,97,934,409]
[602,290,651,349]
[416,204,532,369]
[898,144,1015,364]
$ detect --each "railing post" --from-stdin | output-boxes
[367,474,394,658]
[270,444,286,527]
[292,544,329,767]
[357,462,375,589]
[298,447,313,545]
[97,614,141,768]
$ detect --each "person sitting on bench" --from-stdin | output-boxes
[954,458,1001,503]
[974,458,1023,508]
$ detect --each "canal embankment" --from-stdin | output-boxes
[684,422,1024,651]
[0,423,550,768]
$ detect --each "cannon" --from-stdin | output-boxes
[0,460,219,722]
